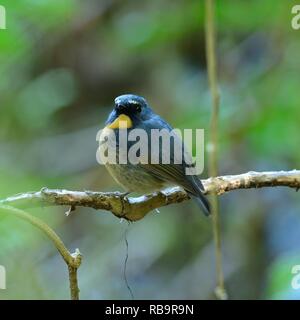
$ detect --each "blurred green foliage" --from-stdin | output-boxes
[0,0,300,299]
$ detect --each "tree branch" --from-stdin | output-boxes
[0,205,82,300]
[0,170,299,222]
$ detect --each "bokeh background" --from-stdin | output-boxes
[0,0,300,299]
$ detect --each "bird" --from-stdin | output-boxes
[98,94,210,216]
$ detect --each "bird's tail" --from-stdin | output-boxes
[188,175,210,216]
[190,193,211,216]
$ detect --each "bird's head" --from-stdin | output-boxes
[105,94,151,129]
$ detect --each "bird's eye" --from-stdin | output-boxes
[136,105,142,113]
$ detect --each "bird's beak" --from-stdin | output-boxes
[107,114,133,129]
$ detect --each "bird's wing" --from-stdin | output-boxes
[139,115,205,195]
[141,163,204,194]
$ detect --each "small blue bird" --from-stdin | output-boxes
[99,94,210,216]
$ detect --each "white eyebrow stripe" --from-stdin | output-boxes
[128,100,139,105]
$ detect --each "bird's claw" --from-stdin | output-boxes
[117,191,131,201]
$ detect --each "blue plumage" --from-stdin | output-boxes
[101,94,210,216]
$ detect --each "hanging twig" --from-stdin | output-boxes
[205,0,227,299]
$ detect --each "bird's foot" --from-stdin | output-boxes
[116,191,131,201]
[122,191,131,196]
[115,192,131,219]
